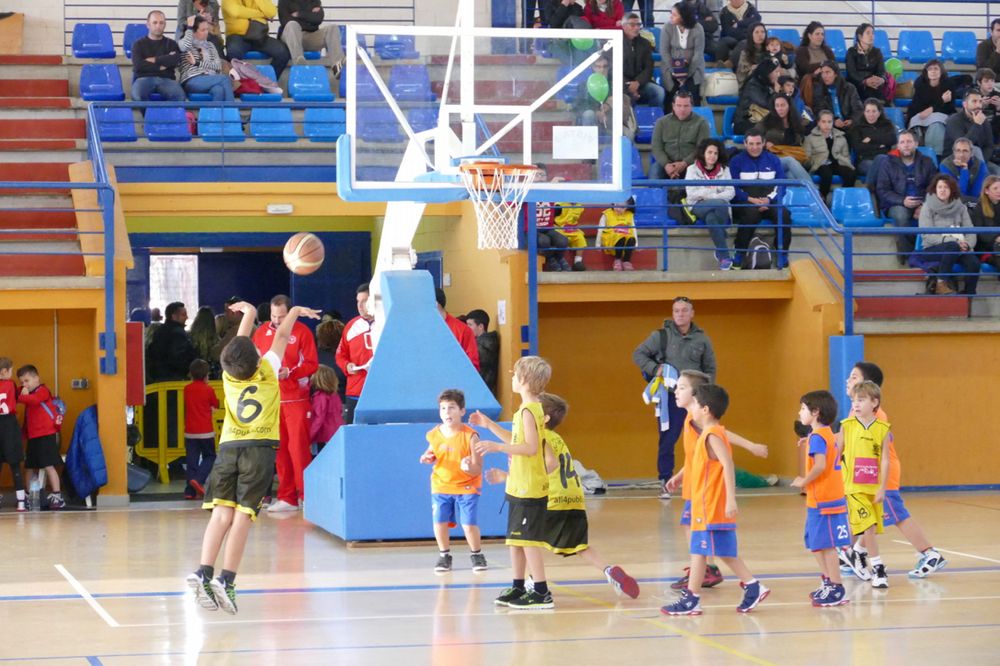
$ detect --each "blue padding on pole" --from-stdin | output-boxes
[829,335,864,419]
[355,271,502,424]
[304,423,509,540]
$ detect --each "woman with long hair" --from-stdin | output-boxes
[583,0,624,29]
[660,2,705,105]
[685,138,736,270]
[845,23,888,101]
[970,174,1000,271]
[907,59,954,156]
[754,93,812,182]
[849,98,897,176]
[188,306,221,374]
[795,21,835,79]
[919,173,981,294]
[810,61,863,131]
[735,21,767,87]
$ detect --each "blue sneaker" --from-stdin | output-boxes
[718,258,734,271]
[661,589,702,616]
[736,581,769,613]
[813,583,849,607]
[909,550,948,579]
[810,576,831,600]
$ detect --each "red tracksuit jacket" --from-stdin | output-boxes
[335,315,374,398]
[20,384,58,439]
[252,321,319,402]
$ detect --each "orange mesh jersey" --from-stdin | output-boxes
[690,424,734,531]
[679,414,700,501]
[426,424,481,495]
[805,426,847,514]
[878,407,901,491]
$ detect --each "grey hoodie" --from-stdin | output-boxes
[918,194,977,248]
[633,320,717,380]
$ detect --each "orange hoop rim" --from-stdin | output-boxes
[458,162,540,177]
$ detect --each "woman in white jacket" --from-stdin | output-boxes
[685,138,737,270]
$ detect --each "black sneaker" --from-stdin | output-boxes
[494,587,526,606]
[185,572,218,610]
[209,577,238,614]
[434,553,453,573]
[470,553,488,572]
[507,589,554,610]
[47,494,65,510]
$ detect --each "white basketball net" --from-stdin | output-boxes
[458,163,540,250]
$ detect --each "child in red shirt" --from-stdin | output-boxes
[184,359,219,499]
[308,365,343,455]
[0,357,26,511]
[17,364,64,510]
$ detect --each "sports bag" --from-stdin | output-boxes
[41,396,67,431]
[742,235,773,270]
[703,71,738,98]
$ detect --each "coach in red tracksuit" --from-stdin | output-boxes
[252,294,318,513]
[336,282,374,425]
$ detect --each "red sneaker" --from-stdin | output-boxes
[605,566,640,599]
[190,480,206,498]
[670,567,691,590]
[703,564,725,588]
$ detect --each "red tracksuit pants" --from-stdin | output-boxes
[276,399,311,504]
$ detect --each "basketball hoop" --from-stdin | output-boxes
[458,161,540,250]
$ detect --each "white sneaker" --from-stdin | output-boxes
[267,500,299,513]
[659,482,671,501]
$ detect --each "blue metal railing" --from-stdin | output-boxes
[86,102,119,374]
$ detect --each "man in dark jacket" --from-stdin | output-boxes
[278,0,344,71]
[633,296,716,499]
[146,302,198,382]
[975,19,1000,76]
[131,10,185,101]
[465,309,500,397]
[716,0,760,63]
[873,130,937,257]
[944,89,996,168]
[622,13,664,107]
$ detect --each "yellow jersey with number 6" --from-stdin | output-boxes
[220,351,281,449]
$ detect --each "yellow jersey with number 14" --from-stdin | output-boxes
[505,402,549,499]
[220,351,281,449]
[544,429,585,511]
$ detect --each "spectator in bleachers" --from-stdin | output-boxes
[543,0,589,29]
[578,54,613,126]
[794,21,835,81]
[733,56,779,134]
[729,129,793,266]
[939,137,987,202]
[622,13,665,108]
[975,18,1000,76]
[179,16,235,101]
[316,316,347,400]
[554,202,588,270]
[146,302,199,382]
[970,175,1000,271]
[189,305,223,377]
[873,130,937,259]
[944,89,995,170]
[716,0,760,66]
[679,0,719,59]
[583,0,624,29]
[464,309,500,397]
[435,289,480,370]
[734,22,767,87]
[845,23,887,103]
[595,199,638,271]
[222,0,291,79]
[919,174,980,295]
[975,68,1000,143]
[659,2,705,106]
[685,138,736,270]
[277,0,344,73]
[754,94,812,183]
[779,74,814,128]
[804,109,857,200]
[131,10,186,102]
[849,98,896,176]
[810,62,861,132]
[650,90,709,178]
[906,60,955,157]
[177,1,225,58]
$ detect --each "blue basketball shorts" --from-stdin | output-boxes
[804,508,852,551]
[690,529,738,558]
[882,490,911,527]
[680,499,692,526]
[432,492,480,527]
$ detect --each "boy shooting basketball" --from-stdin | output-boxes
[187,300,320,614]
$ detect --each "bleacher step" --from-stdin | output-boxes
[0,241,86,277]
[0,118,85,140]
[855,295,969,319]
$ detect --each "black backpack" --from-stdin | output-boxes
[742,235,772,270]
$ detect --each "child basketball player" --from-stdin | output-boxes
[839,362,947,580]
[666,370,768,592]
[792,390,850,607]
[837,380,891,589]
[420,388,487,573]
[485,392,641,599]
[552,203,587,270]
[472,355,554,610]
[0,357,26,511]
[186,300,320,614]
[662,384,769,615]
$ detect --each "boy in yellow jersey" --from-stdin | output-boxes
[662,384,769,615]
[552,203,587,270]
[836,380,891,589]
[186,300,320,614]
[839,362,946,582]
[485,393,641,599]
[472,355,554,610]
[666,370,768,591]
[420,388,486,574]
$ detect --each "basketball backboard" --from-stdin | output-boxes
[335,19,631,204]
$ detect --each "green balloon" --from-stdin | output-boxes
[587,73,609,103]
[885,57,903,78]
[571,37,594,51]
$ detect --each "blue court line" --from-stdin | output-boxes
[85,658,103,666]
[3,565,997,604]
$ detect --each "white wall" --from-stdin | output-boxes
[5,0,64,55]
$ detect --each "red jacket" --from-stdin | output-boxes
[445,314,481,370]
[184,379,219,435]
[252,320,319,402]
[335,315,374,398]
[309,389,343,444]
[20,384,58,439]
[0,379,17,416]
[584,1,623,29]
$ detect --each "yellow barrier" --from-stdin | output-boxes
[133,380,224,484]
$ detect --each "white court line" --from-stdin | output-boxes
[54,564,120,628]
[891,540,1000,565]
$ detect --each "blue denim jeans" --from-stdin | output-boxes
[183,74,234,101]
[131,76,186,101]
[692,199,732,260]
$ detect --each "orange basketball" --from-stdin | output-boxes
[283,232,324,275]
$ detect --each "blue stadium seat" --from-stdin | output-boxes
[198,107,244,142]
[600,142,645,181]
[243,51,268,60]
[340,67,383,101]
[893,71,918,107]
[188,93,213,101]
[123,23,147,59]
[358,107,405,142]
[768,28,800,46]
[832,187,882,227]
[722,106,743,143]
[826,29,847,62]
[375,34,418,60]
[917,146,939,167]
[941,31,977,65]
[407,107,438,133]
[650,27,661,62]
[782,187,826,226]
[874,30,892,58]
[634,106,663,144]
[250,107,298,142]
[72,23,116,59]
[240,64,283,101]
[898,30,935,64]
[304,51,322,60]
[389,65,434,101]
[633,187,671,228]
[94,107,137,142]
[303,107,346,142]
[692,106,720,138]
[555,65,588,104]
[883,106,905,132]
[144,106,191,142]
[288,65,335,101]
[79,64,124,101]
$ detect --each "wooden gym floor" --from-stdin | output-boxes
[0,488,998,665]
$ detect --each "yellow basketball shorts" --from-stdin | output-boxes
[555,228,586,248]
[846,492,884,536]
